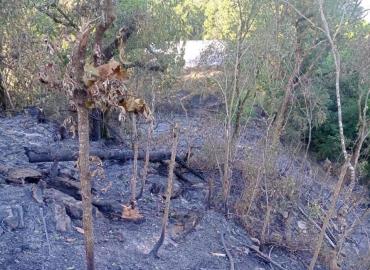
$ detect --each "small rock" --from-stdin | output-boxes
[251,237,260,246]
[270,232,283,243]
[64,200,83,220]
[13,247,22,253]
[149,176,182,198]
[59,168,78,180]
[115,230,125,242]
[32,184,44,204]
[297,220,307,233]
[13,205,24,228]
[45,188,83,220]
[54,203,71,232]
[0,205,24,230]
[0,163,10,175]
[0,226,4,235]
[3,208,19,230]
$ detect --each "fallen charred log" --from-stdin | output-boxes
[25,147,172,163]
[25,146,204,181]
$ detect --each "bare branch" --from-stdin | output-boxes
[35,5,78,30]
[54,5,78,29]
[279,0,325,34]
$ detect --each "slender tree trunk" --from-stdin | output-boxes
[90,108,102,141]
[0,73,6,111]
[346,88,370,194]
[138,119,153,199]
[351,132,366,173]
[222,122,232,213]
[270,51,302,148]
[150,123,179,258]
[69,23,94,270]
[130,113,138,208]
[261,205,272,243]
[77,104,95,270]
[309,2,356,268]
[318,0,355,181]
[344,125,368,201]
[221,21,242,213]
[233,93,250,141]
[270,13,314,148]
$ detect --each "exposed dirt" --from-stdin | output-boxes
[0,105,368,270]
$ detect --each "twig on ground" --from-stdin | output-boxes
[244,242,289,270]
[40,207,51,256]
[175,157,204,181]
[221,231,235,270]
[298,206,336,248]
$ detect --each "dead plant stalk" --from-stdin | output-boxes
[149,123,179,258]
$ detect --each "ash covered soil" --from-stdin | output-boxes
[0,107,368,270]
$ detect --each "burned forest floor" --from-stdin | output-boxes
[0,96,369,270]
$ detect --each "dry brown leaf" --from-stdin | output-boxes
[118,96,152,119]
[74,226,84,234]
[84,59,129,87]
[121,205,143,221]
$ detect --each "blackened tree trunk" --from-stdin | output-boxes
[137,119,154,199]
[0,73,7,111]
[90,108,102,141]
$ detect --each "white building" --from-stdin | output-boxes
[178,40,225,68]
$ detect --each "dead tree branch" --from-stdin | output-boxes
[221,231,235,270]
[149,123,179,258]
[244,242,289,270]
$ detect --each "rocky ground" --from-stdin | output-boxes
[0,103,368,270]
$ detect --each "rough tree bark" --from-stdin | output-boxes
[0,73,6,111]
[69,24,95,269]
[149,123,179,258]
[137,119,153,199]
[90,108,102,141]
[130,113,138,208]
[77,104,95,270]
